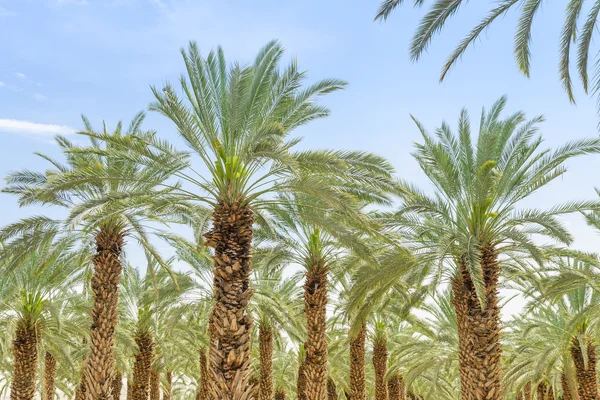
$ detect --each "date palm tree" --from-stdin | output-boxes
[2,114,178,400]
[353,97,600,400]
[374,0,600,116]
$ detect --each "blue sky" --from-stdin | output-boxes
[1,0,600,315]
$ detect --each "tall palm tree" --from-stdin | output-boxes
[374,0,600,116]
[77,40,396,400]
[371,321,388,400]
[2,115,177,400]
[353,97,600,400]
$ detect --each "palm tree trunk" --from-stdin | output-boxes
[149,369,160,400]
[561,374,575,400]
[452,246,502,400]
[10,321,38,400]
[258,327,273,400]
[372,337,388,400]
[547,386,554,400]
[163,371,172,400]
[83,225,125,400]
[571,337,598,400]
[387,375,404,400]
[275,390,286,400]
[112,371,123,400]
[537,382,547,400]
[516,391,523,400]
[349,323,366,400]
[43,352,56,400]
[304,261,328,400]
[204,202,254,400]
[131,329,154,400]
[524,382,532,400]
[126,379,133,400]
[327,379,337,400]
[297,358,307,400]
[197,348,209,400]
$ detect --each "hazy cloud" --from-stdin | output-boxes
[15,72,26,79]
[0,6,15,17]
[0,81,5,87]
[33,93,49,101]
[0,119,75,136]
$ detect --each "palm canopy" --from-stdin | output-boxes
[361,97,600,304]
[375,0,600,104]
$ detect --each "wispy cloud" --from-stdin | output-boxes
[15,72,26,79]
[0,119,75,136]
[0,6,15,17]
[0,81,5,87]
[33,93,49,101]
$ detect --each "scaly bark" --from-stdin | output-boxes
[537,382,548,400]
[126,379,132,400]
[297,358,307,400]
[372,336,388,400]
[204,202,254,400]
[258,327,273,400]
[163,371,172,400]
[111,371,122,400]
[197,348,209,400]
[388,375,404,400]
[561,374,575,400]
[547,386,554,400]
[131,329,154,400]
[516,392,523,400]
[275,390,286,400]
[10,321,38,400]
[327,379,337,400]
[349,323,366,400]
[149,369,160,400]
[524,383,532,400]
[249,375,259,399]
[44,352,56,400]
[84,225,125,400]
[304,261,328,400]
[571,337,599,400]
[452,245,502,400]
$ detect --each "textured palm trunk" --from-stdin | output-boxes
[303,261,328,400]
[249,375,259,400]
[149,369,160,400]
[372,337,388,400]
[258,327,273,400]
[297,358,307,400]
[327,379,337,400]
[524,382,532,400]
[204,202,254,400]
[197,348,209,400]
[547,386,554,400]
[516,391,523,400]
[571,337,598,400]
[537,382,547,400]
[83,225,125,400]
[131,329,154,400]
[561,374,575,400]
[76,381,87,400]
[387,375,404,400]
[163,371,172,400]
[111,371,123,400]
[275,390,286,400]
[452,245,502,400]
[10,321,38,400]
[126,379,132,400]
[349,323,366,400]
[43,352,56,400]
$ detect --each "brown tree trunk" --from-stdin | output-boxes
[537,382,547,400]
[111,371,122,400]
[84,225,125,400]
[126,379,132,400]
[451,246,502,400]
[197,348,209,400]
[258,327,273,400]
[327,379,337,400]
[297,358,307,400]
[44,352,56,400]
[163,371,172,400]
[149,369,160,400]
[131,329,154,400]
[204,202,254,400]
[10,322,38,400]
[524,383,532,400]
[547,386,554,400]
[387,375,404,400]
[561,374,576,400]
[372,336,388,400]
[275,390,286,400]
[304,261,328,400]
[516,392,523,400]
[571,337,598,400]
[349,323,366,400]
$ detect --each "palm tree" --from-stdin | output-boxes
[374,0,600,115]
[2,114,177,400]
[371,321,388,400]
[353,97,600,400]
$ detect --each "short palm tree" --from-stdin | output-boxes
[2,114,178,400]
[375,0,600,114]
[354,97,600,400]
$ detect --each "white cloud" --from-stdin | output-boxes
[0,119,75,136]
[15,72,26,79]
[0,6,15,17]
[0,81,5,87]
[33,93,49,101]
